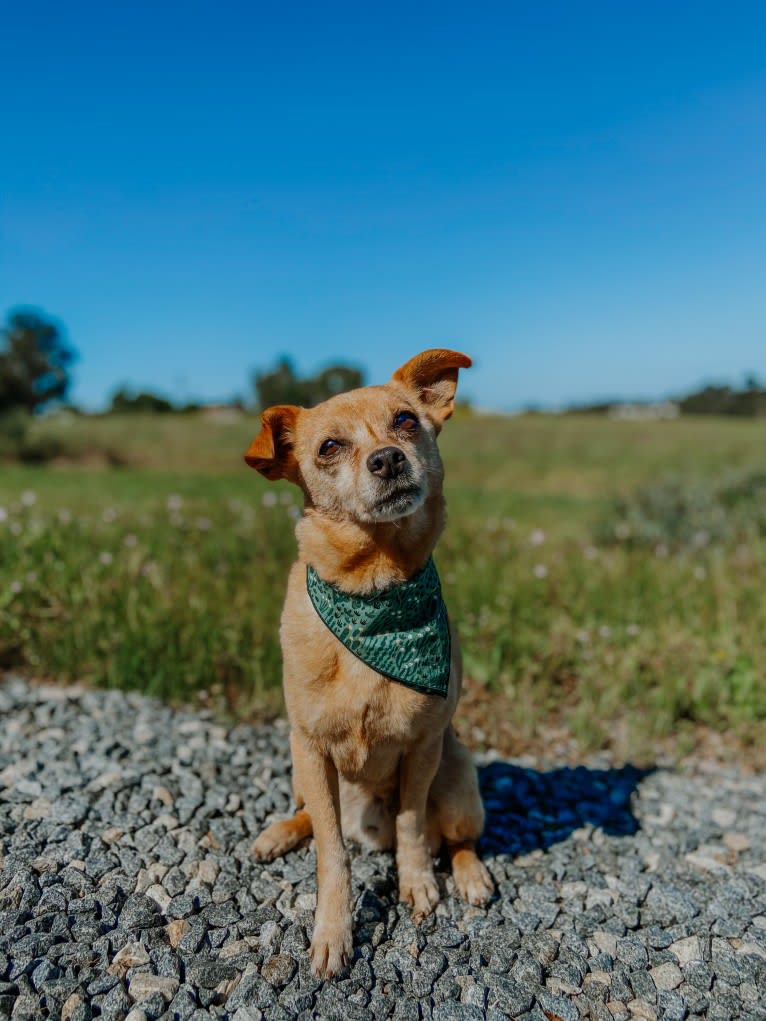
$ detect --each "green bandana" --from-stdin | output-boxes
[306,557,451,698]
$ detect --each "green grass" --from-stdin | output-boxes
[2,411,765,760]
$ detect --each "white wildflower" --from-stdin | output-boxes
[21,490,36,506]
[533,563,548,579]
[262,492,277,507]
[529,529,546,546]
[99,551,113,565]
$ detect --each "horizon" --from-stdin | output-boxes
[3,2,766,413]
[30,338,765,417]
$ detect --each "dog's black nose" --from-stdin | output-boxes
[367,446,407,479]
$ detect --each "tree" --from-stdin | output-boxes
[109,387,174,414]
[254,358,365,410]
[254,358,307,409]
[309,365,365,404]
[0,309,76,413]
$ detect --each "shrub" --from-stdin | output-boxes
[598,471,766,550]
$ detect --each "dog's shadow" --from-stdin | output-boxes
[476,759,653,857]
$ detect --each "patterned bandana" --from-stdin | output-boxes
[306,557,451,698]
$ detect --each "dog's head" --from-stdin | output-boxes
[244,349,471,524]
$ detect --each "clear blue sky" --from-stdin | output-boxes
[2,1,765,411]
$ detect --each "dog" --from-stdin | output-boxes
[245,349,493,978]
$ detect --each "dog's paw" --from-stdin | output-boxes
[252,830,284,861]
[399,870,440,922]
[453,853,494,906]
[252,812,311,861]
[252,822,294,861]
[309,921,353,979]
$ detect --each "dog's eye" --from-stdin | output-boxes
[318,438,341,457]
[394,411,419,432]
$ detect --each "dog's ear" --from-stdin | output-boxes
[391,349,472,429]
[244,405,301,482]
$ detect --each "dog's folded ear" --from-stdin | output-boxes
[392,349,472,429]
[244,405,301,482]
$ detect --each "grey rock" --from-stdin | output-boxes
[630,967,657,1003]
[99,981,132,1020]
[684,958,715,990]
[657,989,689,1021]
[30,959,61,989]
[610,969,633,1002]
[430,925,466,948]
[536,990,579,1021]
[262,953,298,987]
[616,935,649,969]
[185,959,239,990]
[391,996,421,1021]
[589,952,614,972]
[168,985,199,1019]
[510,951,544,987]
[2,677,766,1021]
[434,1005,485,1021]
[119,895,161,930]
[486,974,535,1015]
[432,970,462,1004]
[227,972,273,1012]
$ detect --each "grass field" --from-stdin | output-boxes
[1,411,765,763]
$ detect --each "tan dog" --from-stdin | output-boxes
[245,349,492,978]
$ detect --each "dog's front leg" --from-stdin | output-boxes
[292,735,352,978]
[396,736,442,922]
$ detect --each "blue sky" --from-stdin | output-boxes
[2,1,765,411]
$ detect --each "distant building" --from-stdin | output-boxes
[200,403,245,423]
[608,401,680,421]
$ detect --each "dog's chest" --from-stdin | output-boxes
[281,563,451,781]
[304,653,440,781]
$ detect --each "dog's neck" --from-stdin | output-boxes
[295,493,446,595]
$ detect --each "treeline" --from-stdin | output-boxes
[567,376,766,418]
[677,379,766,417]
[0,308,366,422]
[3,307,765,426]
[105,359,365,414]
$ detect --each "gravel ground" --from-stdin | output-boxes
[0,676,764,1021]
